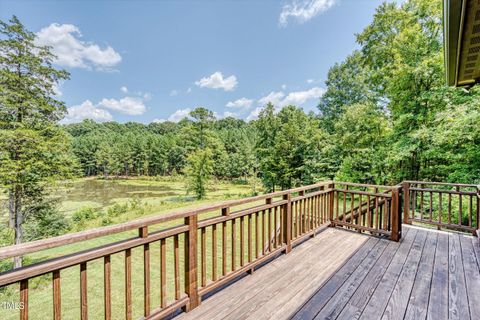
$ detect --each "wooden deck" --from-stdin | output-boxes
[177,225,480,320]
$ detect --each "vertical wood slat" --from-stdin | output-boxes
[184,214,199,311]
[104,256,111,320]
[255,211,260,258]
[201,227,206,287]
[448,193,452,224]
[458,186,462,226]
[274,207,278,248]
[439,192,443,226]
[160,239,166,308]
[248,214,252,263]
[212,225,217,281]
[232,218,236,271]
[53,270,61,320]
[262,210,265,255]
[20,279,28,320]
[222,207,229,276]
[124,249,131,320]
[429,191,433,221]
[402,182,410,224]
[139,227,150,317]
[173,235,180,300]
[240,216,245,266]
[80,262,88,320]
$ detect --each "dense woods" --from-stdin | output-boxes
[1,0,480,258]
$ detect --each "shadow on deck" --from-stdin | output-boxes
[177,225,480,320]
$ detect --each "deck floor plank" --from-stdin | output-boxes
[459,234,480,319]
[403,231,438,320]
[448,233,470,320]
[426,232,449,320]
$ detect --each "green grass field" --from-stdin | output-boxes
[0,177,266,320]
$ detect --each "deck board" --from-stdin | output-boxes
[175,225,480,320]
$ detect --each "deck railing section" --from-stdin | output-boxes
[330,182,402,241]
[0,182,339,320]
[402,181,480,234]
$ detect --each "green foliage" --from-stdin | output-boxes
[23,201,70,241]
[185,148,214,199]
[0,16,76,265]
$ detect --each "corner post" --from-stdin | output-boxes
[282,193,292,253]
[390,187,401,242]
[402,181,411,224]
[184,214,199,311]
[328,183,335,227]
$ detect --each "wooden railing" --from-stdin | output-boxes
[5,180,478,319]
[0,182,346,320]
[330,182,402,241]
[402,181,480,235]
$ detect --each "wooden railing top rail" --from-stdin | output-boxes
[0,181,333,261]
[404,180,479,188]
[334,181,399,190]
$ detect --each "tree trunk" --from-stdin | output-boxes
[10,187,23,268]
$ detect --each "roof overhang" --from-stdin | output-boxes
[445,0,480,87]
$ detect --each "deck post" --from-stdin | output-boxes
[328,183,335,227]
[402,181,411,224]
[283,193,292,253]
[390,187,401,241]
[183,214,200,311]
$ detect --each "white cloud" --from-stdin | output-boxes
[36,23,122,70]
[281,87,325,106]
[98,97,146,116]
[226,97,253,109]
[152,118,166,123]
[195,71,238,91]
[279,0,337,27]
[52,82,63,96]
[223,111,238,118]
[258,91,285,106]
[170,90,178,96]
[281,84,287,90]
[246,107,263,121]
[62,100,113,124]
[121,86,128,93]
[186,87,192,94]
[166,108,192,122]
[306,79,315,84]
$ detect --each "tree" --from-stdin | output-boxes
[185,149,213,199]
[318,51,375,132]
[0,16,74,267]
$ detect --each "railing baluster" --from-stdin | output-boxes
[80,262,88,320]
[222,220,227,275]
[262,210,265,256]
[140,226,150,317]
[232,218,236,271]
[267,198,272,252]
[247,214,252,263]
[255,211,260,258]
[104,256,111,320]
[448,193,452,224]
[240,216,245,266]
[469,195,473,228]
[274,206,278,248]
[429,191,433,222]
[160,238,166,308]
[53,270,61,320]
[212,225,217,281]
[439,192,443,227]
[201,227,206,287]
[458,187,463,226]
[125,249,131,320]
[20,279,28,320]
[173,235,180,300]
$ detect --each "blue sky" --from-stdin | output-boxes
[0,0,387,124]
